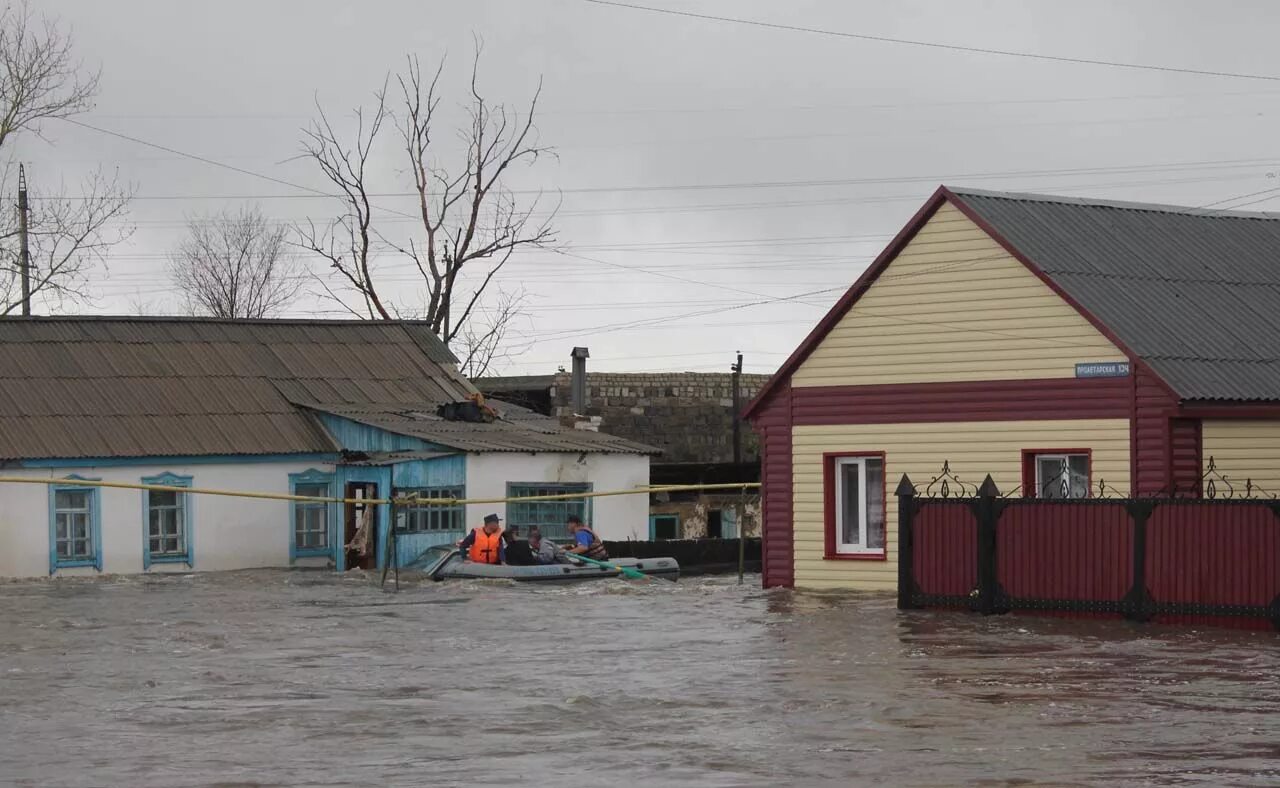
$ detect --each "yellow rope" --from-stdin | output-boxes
[0,475,759,507]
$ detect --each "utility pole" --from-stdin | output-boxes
[17,164,31,316]
[731,351,743,465]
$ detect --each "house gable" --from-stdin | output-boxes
[790,199,1127,388]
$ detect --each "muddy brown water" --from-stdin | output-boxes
[2,571,1279,787]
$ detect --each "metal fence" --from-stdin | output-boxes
[897,462,1280,630]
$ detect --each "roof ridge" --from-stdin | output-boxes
[948,185,1280,221]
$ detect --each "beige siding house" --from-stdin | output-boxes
[748,187,1280,590]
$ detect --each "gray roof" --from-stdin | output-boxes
[950,188,1280,401]
[304,402,659,455]
[0,317,646,460]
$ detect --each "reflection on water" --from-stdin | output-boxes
[2,571,1279,787]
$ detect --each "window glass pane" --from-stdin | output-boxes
[865,458,885,550]
[393,487,464,533]
[1037,456,1066,498]
[654,516,678,540]
[296,483,327,498]
[507,484,588,540]
[1067,455,1090,498]
[55,490,87,511]
[840,462,861,547]
[150,490,178,508]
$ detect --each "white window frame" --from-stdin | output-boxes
[1034,453,1090,499]
[833,455,885,555]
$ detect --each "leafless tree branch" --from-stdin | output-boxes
[168,205,304,319]
[297,44,556,377]
[0,2,130,315]
[0,164,132,314]
[0,1,99,150]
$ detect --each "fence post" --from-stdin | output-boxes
[1124,501,1156,621]
[896,474,917,610]
[975,475,1002,616]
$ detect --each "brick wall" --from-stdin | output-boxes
[548,372,771,463]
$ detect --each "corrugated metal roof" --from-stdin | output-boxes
[950,188,1280,401]
[0,317,473,460]
[304,402,659,455]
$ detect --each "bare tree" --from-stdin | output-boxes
[0,2,132,314]
[169,206,303,319]
[296,44,556,375]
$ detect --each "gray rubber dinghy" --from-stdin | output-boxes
[409,545,679,583]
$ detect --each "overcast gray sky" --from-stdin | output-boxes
[14,0,1280,375]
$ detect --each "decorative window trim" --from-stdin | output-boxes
[289,468,336,561]
[48,475,102,574]
[1021,449,1092,499]
[140,472,194,569]
[823,452,888,561]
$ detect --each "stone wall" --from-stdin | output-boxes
[548,372,771,463]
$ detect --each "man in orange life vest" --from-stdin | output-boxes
[457,513,509,564]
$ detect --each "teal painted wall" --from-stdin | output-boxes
[390,454,468,568]
[316,413,431,453]
[391,455,465,488]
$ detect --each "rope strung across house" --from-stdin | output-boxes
[0,476,759,507]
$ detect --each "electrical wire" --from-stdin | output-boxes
[581,0,1280,83]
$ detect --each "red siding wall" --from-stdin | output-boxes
[1169,418,1202,496]
[1133,366,1180,496]
[754,384,794,588]
[791,377,1131,425]
[749,368,1201,589]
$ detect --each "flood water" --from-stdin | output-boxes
[2,571,1279,788]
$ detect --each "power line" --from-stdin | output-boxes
[35,156,1280,201]
[58,117,420,222]
[581,0,1280,82]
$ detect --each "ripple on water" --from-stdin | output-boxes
[2,571,1279,787]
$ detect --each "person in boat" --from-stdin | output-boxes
[528,526,563,564]
[456,513,509,564]
[504,524,537,566]
[566,515,608,561]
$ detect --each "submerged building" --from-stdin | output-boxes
[0,318,655,578]
[478,352,771,540]
[748,187,1280,590]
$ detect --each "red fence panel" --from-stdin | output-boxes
[1148,502,1280,627]
[912,500,977,601]
[997,502,1132,606]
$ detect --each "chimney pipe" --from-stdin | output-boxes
[570,347,590,414]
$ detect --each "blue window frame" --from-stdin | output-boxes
[48,476,102,573]
[290,469,335,561]
[506,482,591,541]
[395,486,465,534]
[141,472,193,569]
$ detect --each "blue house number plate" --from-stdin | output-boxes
[1075,361,1131,378]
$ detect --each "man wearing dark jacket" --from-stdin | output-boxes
[503,524,536,566]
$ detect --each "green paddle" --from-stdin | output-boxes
[565,552,648,580]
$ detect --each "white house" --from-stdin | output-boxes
[0,317,655,578]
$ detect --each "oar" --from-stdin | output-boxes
[565,552,649,581]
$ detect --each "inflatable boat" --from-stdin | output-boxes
[408,545,680,583]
